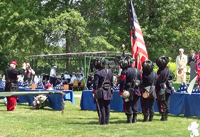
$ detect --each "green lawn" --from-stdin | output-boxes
[0,97,198,137]
[73,91,82,95]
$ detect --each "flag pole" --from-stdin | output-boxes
[138,52,142,70]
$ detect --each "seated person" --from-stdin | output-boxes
[64,71,71,83]
[87,73,93,89]
[69,72,77,90]
[77,67,83,74]
[42,74,49,86]
[77,73,83,86]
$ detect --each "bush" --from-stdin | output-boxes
[167,62,177,78]
[153,61,177,79]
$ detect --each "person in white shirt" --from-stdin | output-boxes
[50,66,57,87]
[176,48,188,83]
[63,71,71,84]
[77,73,83,82]
[64,71,71,79]
[70,72,77,83]
[77,73,83,86]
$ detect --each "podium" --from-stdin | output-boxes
[190,62,197,82]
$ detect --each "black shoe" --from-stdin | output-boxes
[143,116,148,122]
[132,113,137,123]
[160,113,165,121]
[149,115,154,121]
[127,115,132,123]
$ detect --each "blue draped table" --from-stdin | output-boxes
[80,90,200,117]
[0,87,75,110]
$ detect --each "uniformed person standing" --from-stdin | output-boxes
[93,58,114,125]
[141,60,158,122]
[4,61,25,111]
[156,56,173,121]
[119,56,141,123]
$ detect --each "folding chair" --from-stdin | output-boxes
[72,79,79,91]
[78,79,84,91]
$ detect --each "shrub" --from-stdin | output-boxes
[153,61,177,79]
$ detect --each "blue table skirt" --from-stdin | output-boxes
[0,87,75,111]
[80,90,200,117]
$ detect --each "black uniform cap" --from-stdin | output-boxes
[142,59,154,73]
[119,58,129,69]
[156,56,169,68]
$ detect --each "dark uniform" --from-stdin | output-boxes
[119,65,141,123]
[87,74,93,89]
[141,71,158,121]
[5,62,25,111]
[188,55,196,65]
[156,56,173,121]
[93,58,113,125]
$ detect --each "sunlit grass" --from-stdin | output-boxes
[0,97,198,137]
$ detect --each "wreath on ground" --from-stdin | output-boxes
[33,94,48,109]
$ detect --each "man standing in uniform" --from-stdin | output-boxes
[175,48,188,83]
[4,61,25,111]
[93,58,113,125]
[141,60,158,122]
[156,56,173,121]
[119,56,142,123]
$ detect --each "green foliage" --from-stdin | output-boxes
[153,65,158,73]
[0,51,9,73]
[1,0,200,73]
[167,62,177,78]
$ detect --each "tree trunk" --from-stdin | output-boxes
[66,31,71,72]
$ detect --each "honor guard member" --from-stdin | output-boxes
[119,56,141,123]
[92,58,114,125]
[156,56,173,121]
[4,61,25,111]
[141,60,158,122]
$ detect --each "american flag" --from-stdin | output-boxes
[129,0,148,70]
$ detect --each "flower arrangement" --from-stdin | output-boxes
[188,121,199,137]
[33,94,48,109]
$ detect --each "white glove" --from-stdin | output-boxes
[22,63,26,70]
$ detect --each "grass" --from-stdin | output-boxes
[73,91,82,95]
[0,96,198,137]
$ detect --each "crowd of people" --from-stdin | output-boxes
[40,67,85,90]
